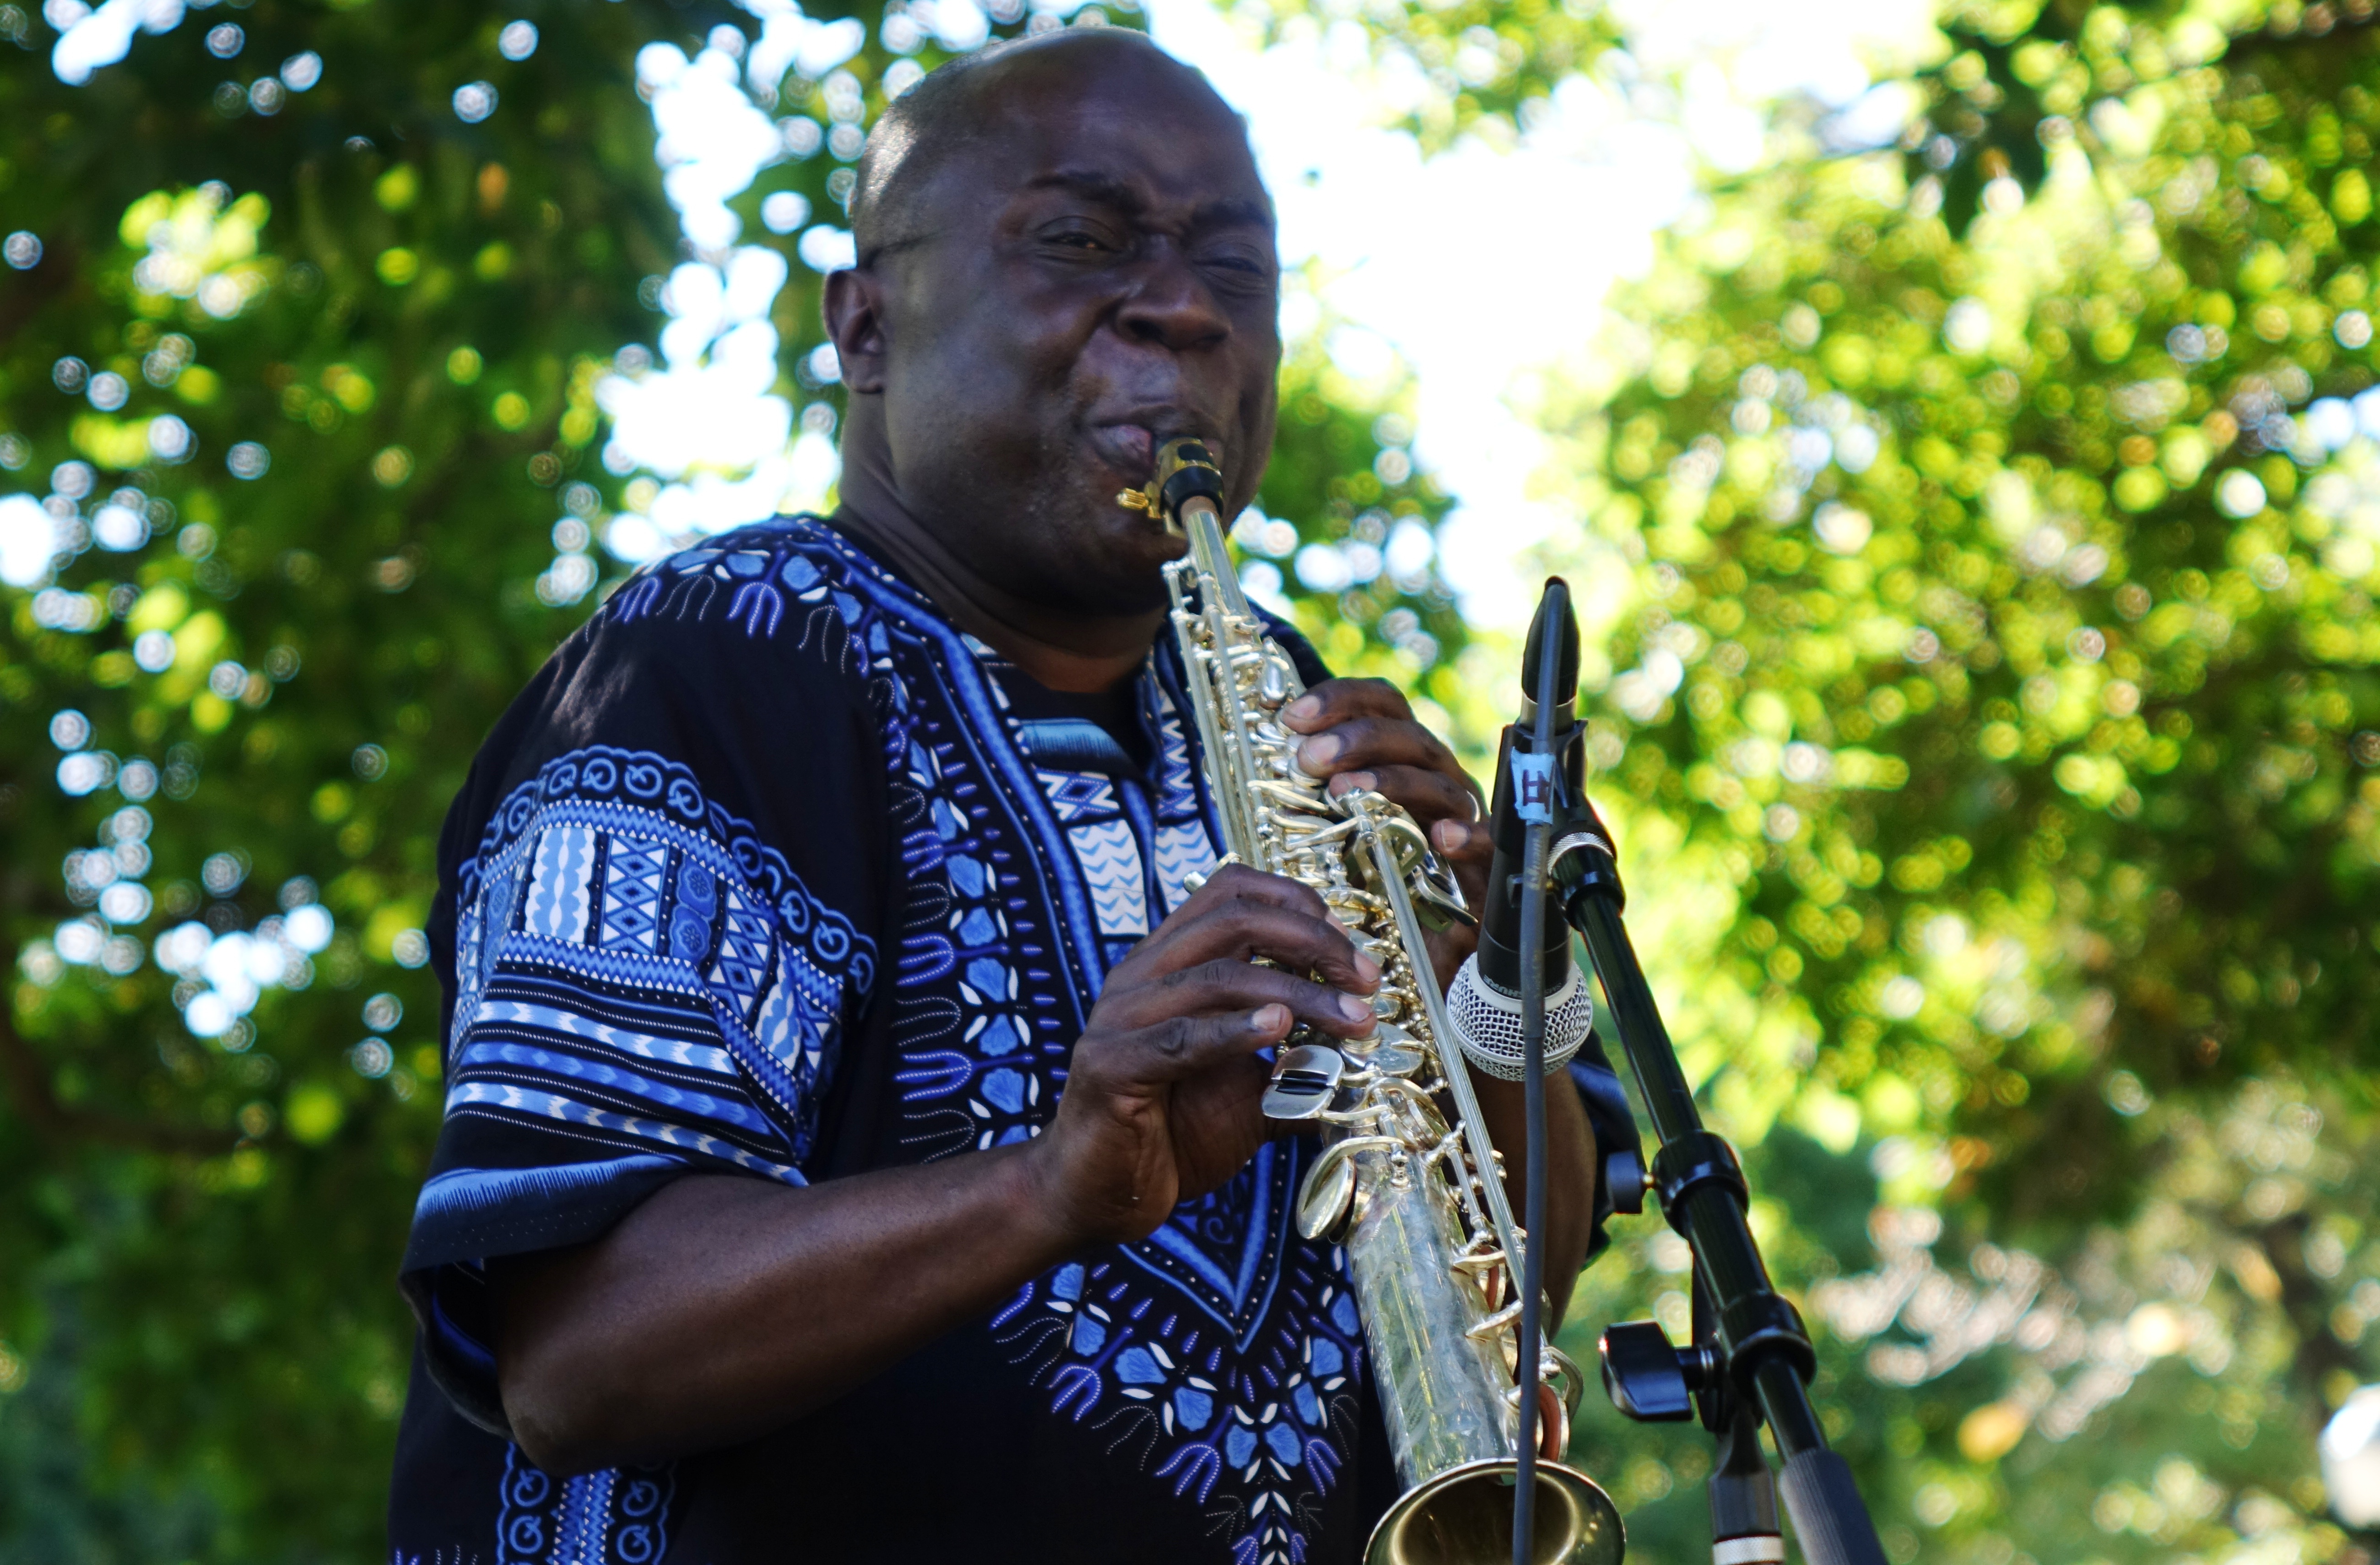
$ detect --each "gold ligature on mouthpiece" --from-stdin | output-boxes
[1118,439,1222,533]
[1139,437,1623,1565]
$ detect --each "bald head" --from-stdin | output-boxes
[851,29,1246,265]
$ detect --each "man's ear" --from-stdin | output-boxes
[822,268,889,395]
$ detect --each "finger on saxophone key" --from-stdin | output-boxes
[1293,734,1342,775]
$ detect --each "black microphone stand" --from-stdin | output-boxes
[1510,583,1887,1565]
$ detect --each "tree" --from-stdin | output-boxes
[0,0,1445,1554]
[0,1,703,1549]
[1378,1,2380,1558]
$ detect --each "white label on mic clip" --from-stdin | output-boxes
[1510,751,1557,823]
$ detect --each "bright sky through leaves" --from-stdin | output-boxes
[1147,0,1941,630]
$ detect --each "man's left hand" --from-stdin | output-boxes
[1280,677,1488,985]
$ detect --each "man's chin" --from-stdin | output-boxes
[1044,504,1187,614]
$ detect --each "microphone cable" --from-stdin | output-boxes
[1512,577,1571,1565]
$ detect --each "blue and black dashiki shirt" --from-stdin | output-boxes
[387,516,1638,1565]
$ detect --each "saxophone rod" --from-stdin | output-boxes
[1177,477,1531,1273]
[1166,495,1263,867]
[1371,829,1526,1280]
[1163,449,1525,1267]
[1189,498,1270,864]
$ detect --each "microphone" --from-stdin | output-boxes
[1447,584,1594,1082]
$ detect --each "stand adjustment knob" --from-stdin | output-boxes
[1599,1319,1720,1423]
[1603,1147,1648,1215]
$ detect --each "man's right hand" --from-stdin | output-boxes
[1024,863,1384,1247]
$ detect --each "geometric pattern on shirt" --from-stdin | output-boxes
[478,521,1363,1565]
[842,579,1075,1169]
[992,1154,1370,1565]
[1036,766,1117,823]
[1069,818,1150,938]
[597,839,667,952]
[1151,677,1205,814]
[441,970,800,1188]
[492,1443,676,1565]
[1147,682,1222,918]
[973,664,1357,1553]
[1002,623,1338,1565]
[749,524,1363,1564]
[461,742,874,988]
[446,747,875,1174]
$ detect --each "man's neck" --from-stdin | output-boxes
[831,451,1164,696]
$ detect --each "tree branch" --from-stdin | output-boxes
[2253,1211,2372,1406]
[2224,1,2380,58]
[0,238,79,358]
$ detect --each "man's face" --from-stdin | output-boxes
[868,39,1280,615]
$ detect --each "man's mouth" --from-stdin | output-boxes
[1091,422,1158,482]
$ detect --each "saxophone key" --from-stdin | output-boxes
[1294,1132,1398,1242]
[1346,1022,1426,1079]
[1261,1042,1346,1121]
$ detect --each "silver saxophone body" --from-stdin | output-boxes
[1133,439,1623,1565]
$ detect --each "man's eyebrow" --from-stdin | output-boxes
[1024,169,1273,232]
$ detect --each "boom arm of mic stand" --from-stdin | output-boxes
[1559,859,1888,1565]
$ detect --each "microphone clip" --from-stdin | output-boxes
[1505,716,1582,823]
[1550,826,1624,913]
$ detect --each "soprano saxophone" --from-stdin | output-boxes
[1128,439,1624,1565]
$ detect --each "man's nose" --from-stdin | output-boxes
[1114,240,1231,353]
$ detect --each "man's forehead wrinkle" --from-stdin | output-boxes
[1025,169,1147,215]
[1021,168,1270,225]
[1195,195,1276,233]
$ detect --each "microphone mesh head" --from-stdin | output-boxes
[1448,959,1595,1081]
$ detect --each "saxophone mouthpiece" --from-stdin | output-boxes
[1118,439,1225,536]
[1155,438,1225,530]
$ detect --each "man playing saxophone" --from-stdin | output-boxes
[387,27,1630,1563]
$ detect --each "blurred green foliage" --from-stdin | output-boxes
[1249,332,1466,723]
[1260,0,1617,153]
[0,2,700,1550]
[1497,4,2380,1561]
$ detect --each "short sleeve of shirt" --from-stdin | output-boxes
[399,531,887,1435]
